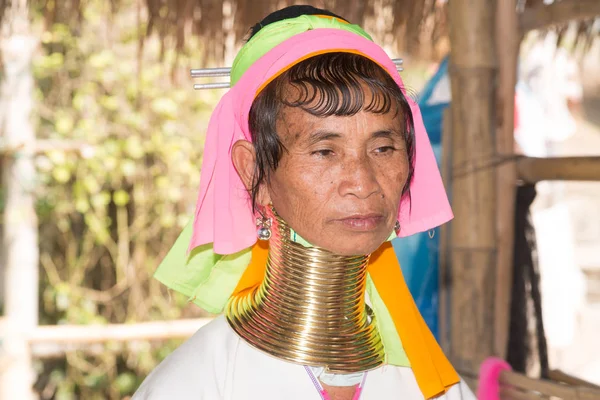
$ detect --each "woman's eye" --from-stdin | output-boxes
[311,149,334,157]
[374,146,396,154]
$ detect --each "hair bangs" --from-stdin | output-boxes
[276,53,401,117]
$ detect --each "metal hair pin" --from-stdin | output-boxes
[191,58,404,90]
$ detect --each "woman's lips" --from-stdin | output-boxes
[335,214,385,231]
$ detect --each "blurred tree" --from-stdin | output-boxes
[1,0,215,398]
[0,0,39,398]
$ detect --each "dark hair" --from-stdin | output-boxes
[248,52,416,211]
[247,6,348,40]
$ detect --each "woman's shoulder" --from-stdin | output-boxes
[132,315,237,399]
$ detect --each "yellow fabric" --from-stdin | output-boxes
[314,15,350,24]
[232,240,270,294]
[232,241,460,399]
[369,242,460,398]
[255,49,377,95]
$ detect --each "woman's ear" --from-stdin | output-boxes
[231,140,256,191]
[231,140,273,207]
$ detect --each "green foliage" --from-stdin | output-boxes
[30,0,217,398]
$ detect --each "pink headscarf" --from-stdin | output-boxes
[190,28,452,255]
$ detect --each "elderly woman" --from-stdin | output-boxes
[134,6,475,400]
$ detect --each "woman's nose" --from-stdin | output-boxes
[338,156,382,199]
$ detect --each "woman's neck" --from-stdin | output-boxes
[225,208,385,373]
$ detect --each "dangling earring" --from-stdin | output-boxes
[394,220,400,232]
[256,212,272,241]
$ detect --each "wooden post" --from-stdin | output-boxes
[439,108,453,354]
[447,0,497,375]
[0,1,39,399]
[494,0,519,361]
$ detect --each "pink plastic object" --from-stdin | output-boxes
[477,357,512,400]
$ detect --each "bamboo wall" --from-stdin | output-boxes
[444,0,600,382]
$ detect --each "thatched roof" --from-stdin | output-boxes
[1,0,599,62]
[139,0,600,61]
[143,0,449,61]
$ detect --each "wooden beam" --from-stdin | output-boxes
[517,156,600,183]
[548,369,600,390]
[448,0,498,372]
[500,370,600,399]
[0,139,95,157]
[520,0,600,33]
[28,318,211,345]
[494,0,519,361]
[27,318,212,358]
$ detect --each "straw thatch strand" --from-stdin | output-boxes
[1,0,597,63]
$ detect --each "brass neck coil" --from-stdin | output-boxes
[225,208,385,373]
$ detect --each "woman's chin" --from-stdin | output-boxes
[317,233,389,256]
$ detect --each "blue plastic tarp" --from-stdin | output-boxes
[393,58,450,340]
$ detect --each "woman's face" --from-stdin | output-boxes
[264,97,410,256]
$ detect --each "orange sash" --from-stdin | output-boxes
[233,241,459,399]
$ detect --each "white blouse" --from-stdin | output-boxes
[133,316,476,400]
